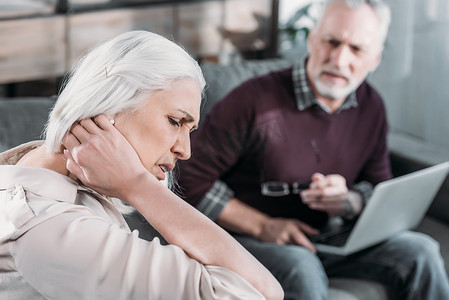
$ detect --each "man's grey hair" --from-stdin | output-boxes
[316,0,391,47]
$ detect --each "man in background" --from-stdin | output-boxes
[178,0,449,298]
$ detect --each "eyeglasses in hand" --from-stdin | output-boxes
[260,139,320,197]
[261,181,310,197]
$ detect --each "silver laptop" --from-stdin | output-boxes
[311,161,449,256]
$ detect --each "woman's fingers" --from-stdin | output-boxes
[66,115,115,146]
[61,114,150,199]
[94,115,115,131]
[79,118,102,135]
[62,131,81,152]
[63,149,85,181]
[70,122,92,143]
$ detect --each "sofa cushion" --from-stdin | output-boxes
[0,97,55,152]
[329,278,391,300]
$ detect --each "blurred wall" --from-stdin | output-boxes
[279,0,449,151]
[369,0,449,150]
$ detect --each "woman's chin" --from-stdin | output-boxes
[153,168,166,181]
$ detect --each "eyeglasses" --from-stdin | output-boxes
[260,139,320,197]
[261,181,309,197]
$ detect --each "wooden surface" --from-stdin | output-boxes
[67,5,175,66]
[0,16,66,84]
[176,0,272,58]
[0,0,56,20]
[0,0,275,84]
[176,1,225,57]
[224,0,272,51]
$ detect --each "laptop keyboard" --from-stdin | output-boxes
[309,225,353,247]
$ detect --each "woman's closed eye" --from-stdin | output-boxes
[168,115,198,133]
[168,116,181,127]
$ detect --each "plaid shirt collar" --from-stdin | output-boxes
[292,56,358,114]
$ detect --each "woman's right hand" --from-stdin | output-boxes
[62,115,152,200]
[63,116,284,300]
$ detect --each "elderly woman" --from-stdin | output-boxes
[0,31,283,300]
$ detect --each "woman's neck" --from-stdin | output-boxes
[16,145,73,178]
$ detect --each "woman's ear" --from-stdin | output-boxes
[104,114,116,126]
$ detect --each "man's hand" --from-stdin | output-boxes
[257,218,318,253]
[300,173,363,218]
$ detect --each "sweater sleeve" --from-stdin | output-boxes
[178,80,258,220]
[356,84,393,186]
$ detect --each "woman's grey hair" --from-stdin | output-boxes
[45,30,205,152]
[44,30,205,213]
[317,0,391,47]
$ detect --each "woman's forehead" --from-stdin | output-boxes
[142,78,201,117]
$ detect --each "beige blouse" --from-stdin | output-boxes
[0,141,264,300]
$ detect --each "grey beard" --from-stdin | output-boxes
[314,78,357,100]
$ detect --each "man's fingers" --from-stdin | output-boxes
[308,201,340,211]
[302,184,348,200]
[310,173,326,189]
[290,231,316,253]
[326,174,346,186]
[295,220,319,235]
[316,194,347,203]
[311,173,325,181]
[320,185,348,197]
[300,189,322,200]
[310,173,346,190]
[275,232,290,245]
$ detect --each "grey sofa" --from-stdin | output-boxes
[1,59,448,299]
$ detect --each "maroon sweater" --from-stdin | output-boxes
[178,68,392,227]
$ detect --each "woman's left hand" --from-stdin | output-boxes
[62,115,150,200]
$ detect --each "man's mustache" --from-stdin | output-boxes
[320,67,351,82]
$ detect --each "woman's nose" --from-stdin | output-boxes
[172,131,191,160]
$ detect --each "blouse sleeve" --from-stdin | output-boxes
[11,210,264,300]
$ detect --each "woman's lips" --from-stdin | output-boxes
[157,164,174,181]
